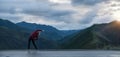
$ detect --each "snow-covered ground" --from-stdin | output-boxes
[0,50,120,57]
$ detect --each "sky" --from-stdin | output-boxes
[0,0,120,30]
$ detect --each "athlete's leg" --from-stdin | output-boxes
[32,40,38,49]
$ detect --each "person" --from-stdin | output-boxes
[28,29,43,49]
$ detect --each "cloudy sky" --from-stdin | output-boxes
[0,0,120,30]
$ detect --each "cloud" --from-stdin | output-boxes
[0,0,119,30]
[0,13,26,23]
[49,0,71,4]
[79,8,98,24]
[23,8,74,20]
[71,0,108,6]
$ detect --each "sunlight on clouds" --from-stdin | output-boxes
[109,1,120,21]
[112,10,120,21]
[93,0,120,23]
[49,0,71,4]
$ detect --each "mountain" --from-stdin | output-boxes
[0,26,27,50]
[60,30,79,37]
[0,19,59,49]
[0,19,30,33]
[16,22,63,41]
[62,21,120,49]
[2,18,120,50]
[0,19,79,49]
[0,19,29,50]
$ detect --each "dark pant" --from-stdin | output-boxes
[28,39,38,49]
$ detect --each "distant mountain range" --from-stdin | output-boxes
[0,18,78,50]
[62,21,120,49]
[1,18,120,50]
[0,19,29,49]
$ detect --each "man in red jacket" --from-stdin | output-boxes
[28,29,43,49]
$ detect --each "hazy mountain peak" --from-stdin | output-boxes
[108,20,120,29]
[19,21,26,23]
[110,20,120,24]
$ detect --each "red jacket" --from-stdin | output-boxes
[29,30,42,40]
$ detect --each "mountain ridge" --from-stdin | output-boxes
[62,21,120,49]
